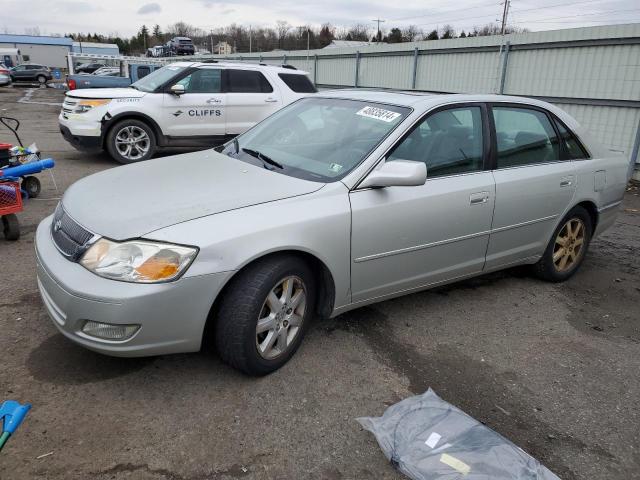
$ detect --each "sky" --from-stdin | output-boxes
[2,0,639,38]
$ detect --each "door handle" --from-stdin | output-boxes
[206,98,221,104]
[264,98,278,103]
[560,176,574,187]
[469,192,490,205]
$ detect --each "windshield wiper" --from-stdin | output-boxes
[242,148,284,170]
[129,85,139,91]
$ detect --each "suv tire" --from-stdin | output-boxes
[36,75,47,84]
[215,255,316,376]
[106,119,157,164]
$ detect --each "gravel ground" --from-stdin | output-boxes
[0,86,639,480]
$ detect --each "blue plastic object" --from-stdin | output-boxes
[0,158,55,179]
[1,401,31,435]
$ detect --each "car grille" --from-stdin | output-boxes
[51,203,94,261]
[62,97,78,114]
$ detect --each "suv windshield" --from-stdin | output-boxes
[217,97,411,182]
[130,65,186,92]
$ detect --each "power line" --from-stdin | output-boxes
[389,0,501,22]
[512,7,640,23]
[509,0,615,13]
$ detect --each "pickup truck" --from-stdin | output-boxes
[67,64,161,90]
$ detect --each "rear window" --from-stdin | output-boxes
[278,73,317,93]
[227,69,273,93]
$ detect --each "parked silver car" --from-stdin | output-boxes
[36,91,629,375]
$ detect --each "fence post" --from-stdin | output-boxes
[283,54,287,65]
[314,54,318,85]
[259,54,262,63]
[355,51,361,88]
[631,118,640,179]
[499,41,511,94]
[412,47,419,89]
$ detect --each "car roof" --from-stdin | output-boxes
[316,89,565,111]
[167,61,309,75]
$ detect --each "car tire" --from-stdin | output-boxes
[215,255,316,376]
[106,119,157,164]
[22,176,41,198]
[2,214,20,241]
[36,75,47,84]
[533,206,592,282]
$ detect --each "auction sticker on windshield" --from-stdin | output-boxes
[356,106,402,123]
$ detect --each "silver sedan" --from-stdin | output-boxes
[36,91,630,375]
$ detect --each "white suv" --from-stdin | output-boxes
[59,62,317,163]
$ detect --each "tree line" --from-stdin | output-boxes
[66,21,528,56]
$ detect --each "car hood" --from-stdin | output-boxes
[66,88,146,99]
[61,151,324,240]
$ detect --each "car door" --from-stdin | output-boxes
[12,65,28,80]
[225,69,281,135]
[485,104,577,270]
[161,67,226,138]
[350,103,495,303]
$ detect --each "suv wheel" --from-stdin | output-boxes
[533,206,592,282]
[36,75,47,84]
[106,119,156,164]
[215,256,316,376]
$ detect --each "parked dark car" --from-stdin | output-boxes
[10,64,52,84]
[168,37,195,55]
[75,63,105,74]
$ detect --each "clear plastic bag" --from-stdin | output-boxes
[357,389,560,479]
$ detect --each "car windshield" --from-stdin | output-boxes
[217,97,411,182]
[130,65,186,92]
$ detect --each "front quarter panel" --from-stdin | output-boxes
[146,182,353,312]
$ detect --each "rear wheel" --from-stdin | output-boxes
[215,256,316,375]
[533,206,592,282]
[2,214,20,241]
[106,119,156,164]
[22,176,41,198]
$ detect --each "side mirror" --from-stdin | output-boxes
[170,84,185,96]
[359,160,427,189]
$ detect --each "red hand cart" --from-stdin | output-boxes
[0,181,22,241]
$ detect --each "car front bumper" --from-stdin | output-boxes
[35,215,232,357]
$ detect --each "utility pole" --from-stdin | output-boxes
[371,18,385,42]
[249,25,252,53]
[210,29,214,54]
[500,0,511,35]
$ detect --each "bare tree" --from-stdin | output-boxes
[276,20,290,48]
[401,25,421,42]
[24,26,41,36]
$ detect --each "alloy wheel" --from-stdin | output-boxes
[114,125,150,161]
[256,276,307,360]
[553,217,585,272]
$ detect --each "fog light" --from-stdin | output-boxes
[81,320,140,341]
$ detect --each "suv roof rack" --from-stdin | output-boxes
[281,64,297,70]
[201,59,219,63]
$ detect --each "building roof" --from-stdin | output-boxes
[72,41,119,50]
[323,40,376,49]
[0,34,73,46]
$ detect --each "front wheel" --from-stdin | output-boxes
[106,119,156,164]
[2,214,20,241]
[37,75,47,84]
[533,206,592,282]
[215,256,316,375]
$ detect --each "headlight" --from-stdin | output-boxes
[74,99,111,113]
[80,238,198,283]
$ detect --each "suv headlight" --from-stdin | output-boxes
[74,99,111,113]
[80,238,198,283]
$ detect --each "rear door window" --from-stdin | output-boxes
[492,106,561,168]
[278,73,317,93]
[227,69,273,93]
